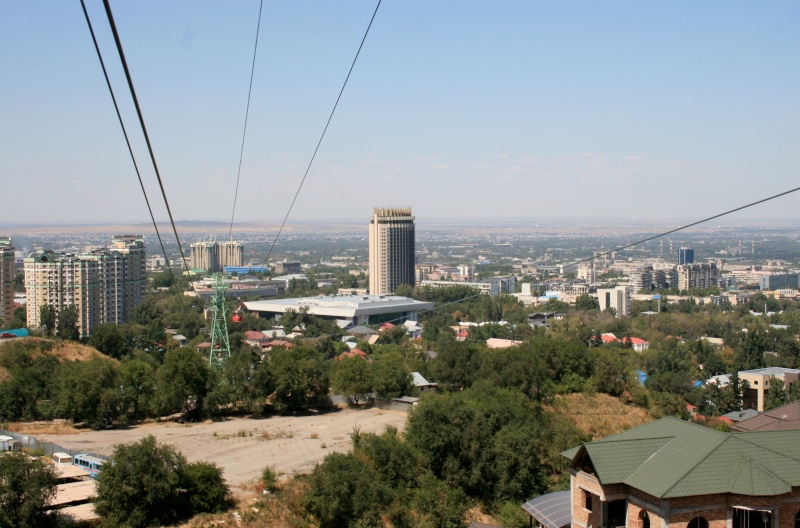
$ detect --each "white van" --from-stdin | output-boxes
[53,452,73,466]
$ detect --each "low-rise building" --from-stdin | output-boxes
[243,294,433,327]
[527,416,800,528]
[738,367,800,412]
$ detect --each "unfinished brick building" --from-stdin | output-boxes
[555,417,800,528]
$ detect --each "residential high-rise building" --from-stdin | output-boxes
[190,240,244,273]
[24,235,146,337]
[629,266,654,292]
[0,237,15,325]
[369,207,415,295]
[218,240,244,270]
[677,262,718,291]
[678,247,695,265]
[190,241,218,272]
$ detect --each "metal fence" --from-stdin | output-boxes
[0,429,110,461]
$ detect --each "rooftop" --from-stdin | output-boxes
[244,295,433,318]
[740,367,800,376]
[732,401,800,432]
[565,416,800,498]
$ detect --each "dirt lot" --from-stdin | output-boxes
[35,408,407,486]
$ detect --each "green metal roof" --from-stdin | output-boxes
[567,417,800,498]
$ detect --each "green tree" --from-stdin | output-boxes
[590,348,632,397]
[429,341,482,390]
[408,472,469,528]
[0,344,60,421]
[739,328,767,370]
[0,306,26,330]
[95,435,187,527]
[38,305,55,336]
[405,387,570,505]
[352,426,422,490]
[118,359,156,420]
[764,376,788,411]
[332,356,373,406]
[48,358,120,428]
[88,323,127,359]
[575,293,599,311]
[371,351,413,399]
[269,346,329,412]
[394,283,414,298]
[155,348,210,416]
[183,461,230,514]
[304,452,391,528]
[0,452,58,528]
[57,305,80,341]
[205,349,269,416]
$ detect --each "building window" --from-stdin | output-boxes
[794,509,800,528]
[688,517,709,528]
[583,490,592,511]
[640,511,651,528]
[733,509,770,528]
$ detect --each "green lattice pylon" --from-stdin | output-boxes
[208,273,231,367]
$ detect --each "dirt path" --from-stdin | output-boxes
[36,408,407,485]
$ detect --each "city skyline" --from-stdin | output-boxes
[2,2,800,225]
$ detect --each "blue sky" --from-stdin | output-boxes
[2,1,800,225]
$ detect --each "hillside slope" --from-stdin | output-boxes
[0,337,116,380]
[547,393,654,440]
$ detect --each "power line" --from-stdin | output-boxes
[228,0,265,240]
[261,0,382,268]
[102,0,195,290]
[79,0,173,278]
[566,184,800,269]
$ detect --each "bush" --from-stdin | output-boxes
[261,465,278,491]
[183,461,229,514]
[95,435,229,527]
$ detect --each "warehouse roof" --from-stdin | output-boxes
[244,295,433,319]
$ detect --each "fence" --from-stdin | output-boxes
[0,429,110,462]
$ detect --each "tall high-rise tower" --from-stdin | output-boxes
[678,247,694,265]
[0,237,15,325]
[369,207,415,295]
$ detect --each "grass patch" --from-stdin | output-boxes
[547,392,654,440]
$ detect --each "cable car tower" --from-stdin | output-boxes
[208,274,232,367]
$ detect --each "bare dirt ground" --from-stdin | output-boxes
[36,408,407,486]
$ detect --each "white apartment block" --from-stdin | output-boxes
[597,285,631,318]
[24,235,146,337]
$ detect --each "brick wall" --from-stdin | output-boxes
[571,473,800,528]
